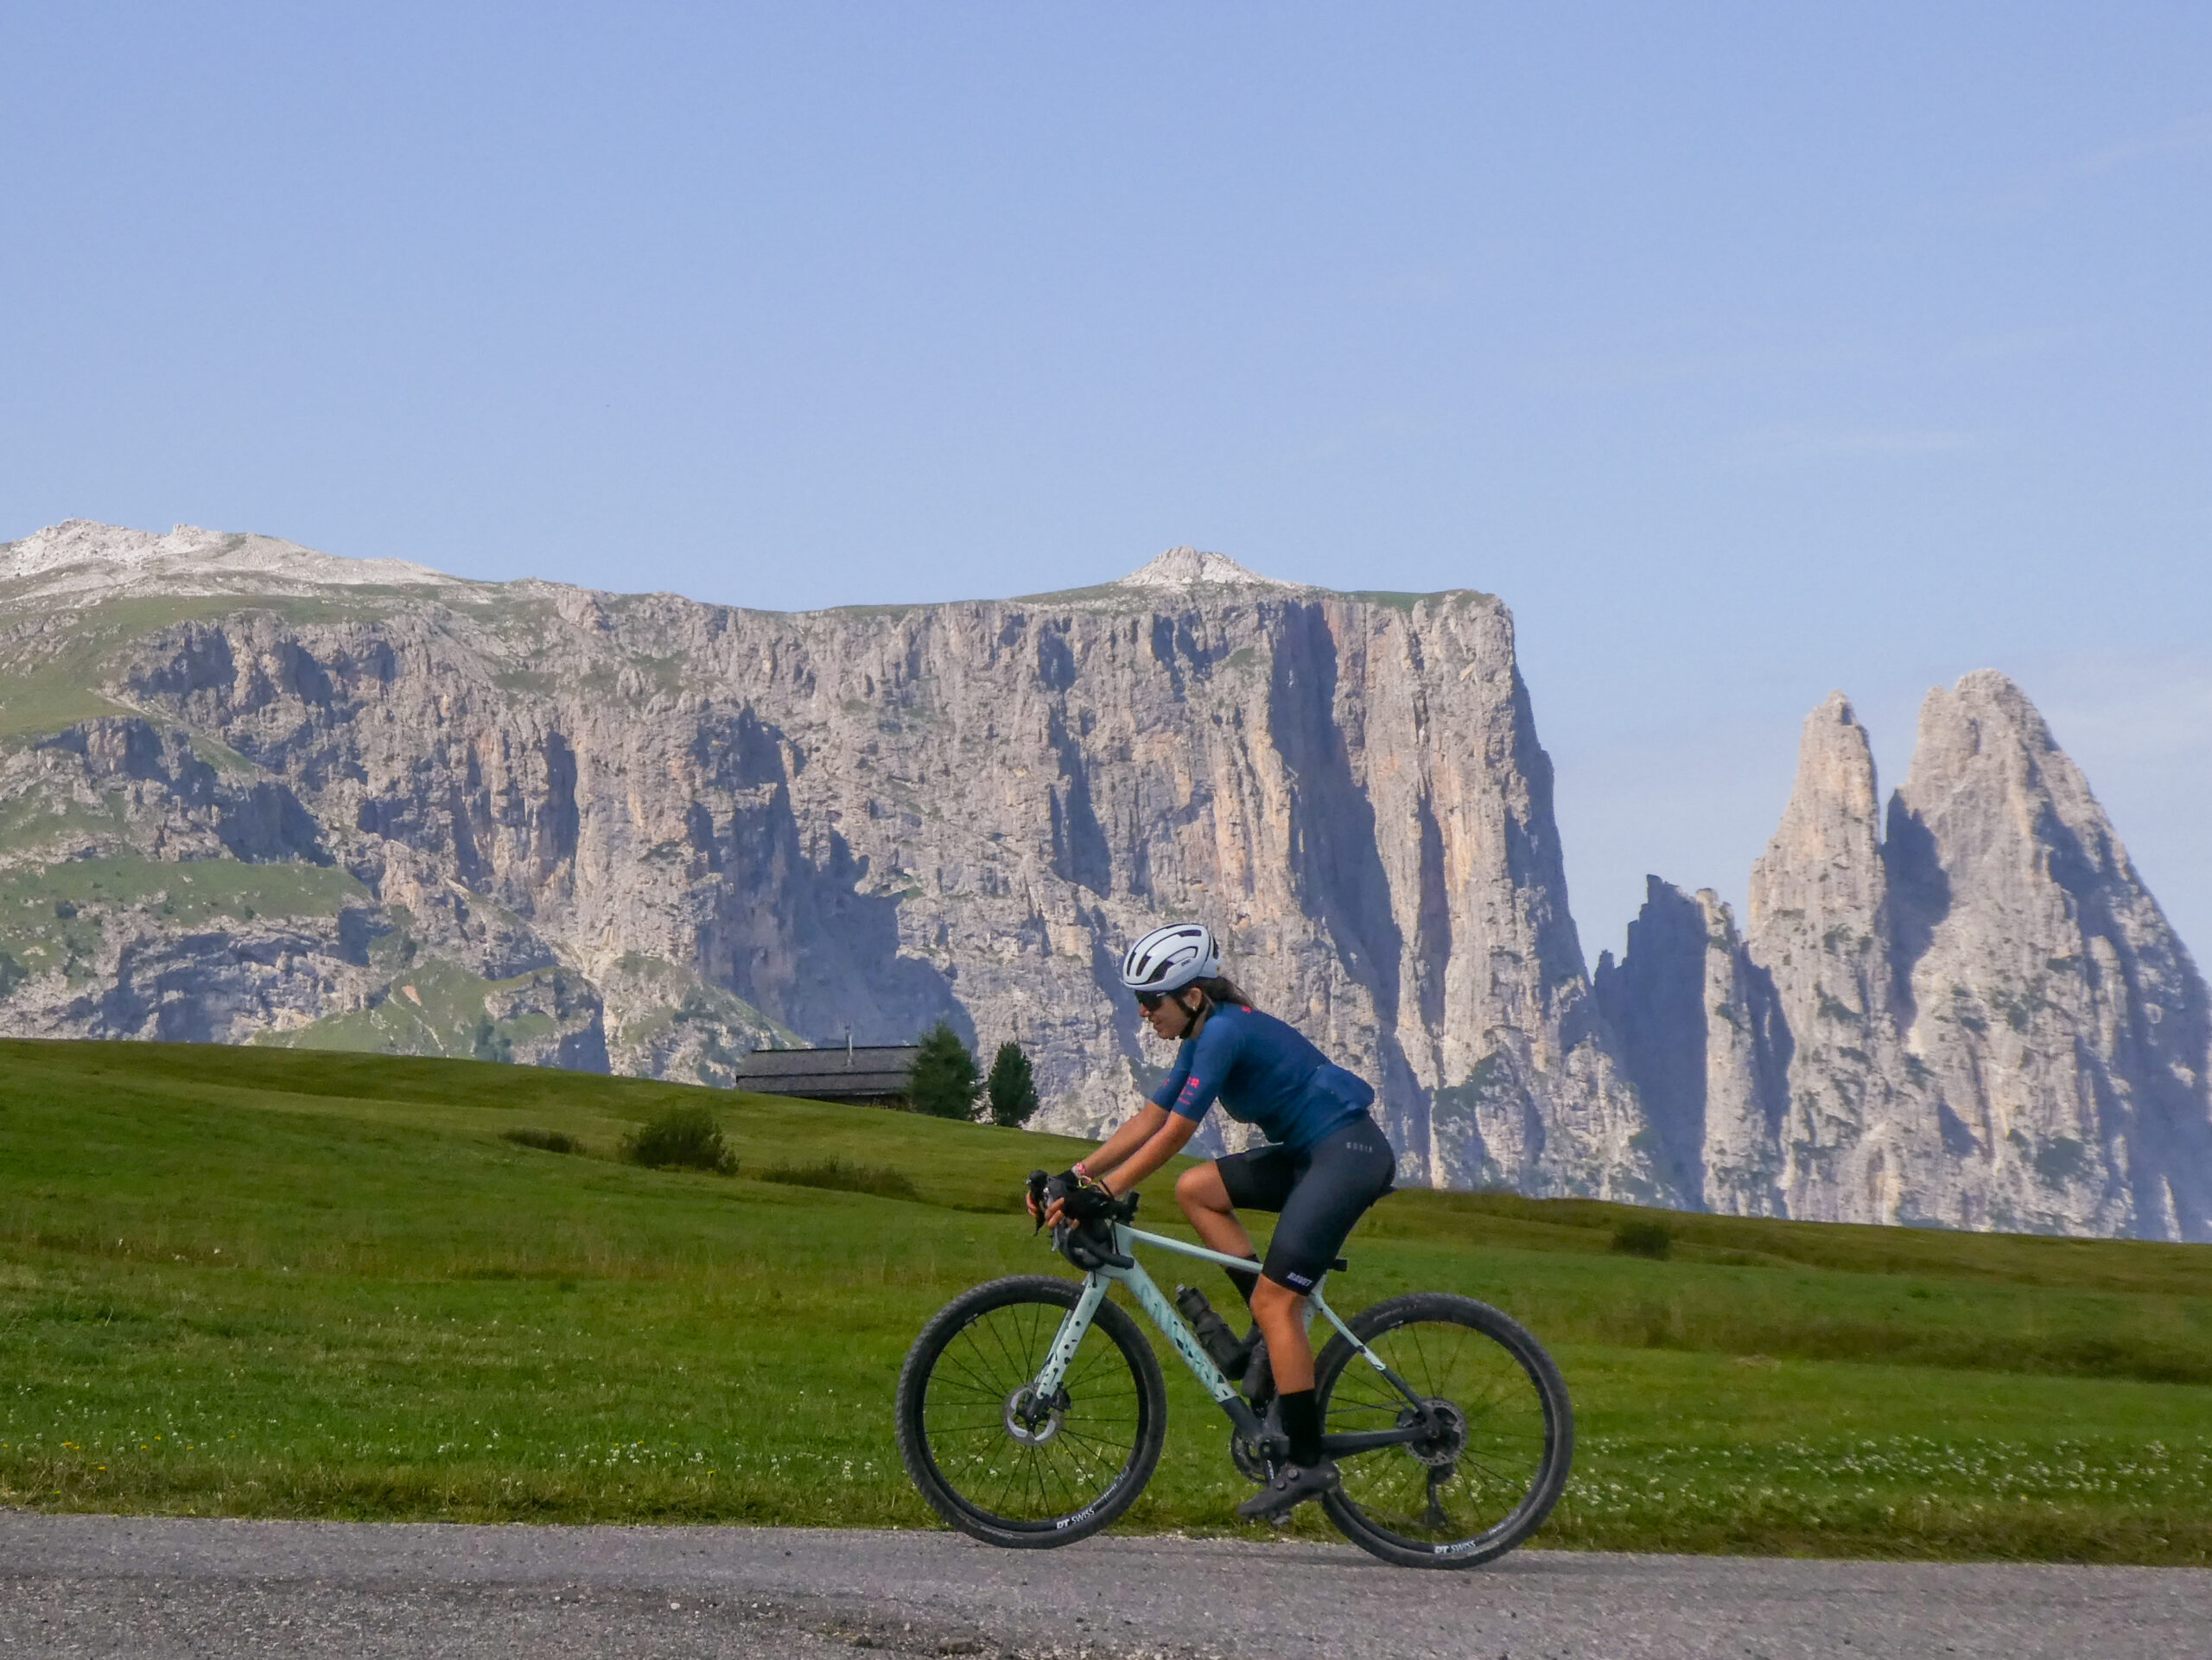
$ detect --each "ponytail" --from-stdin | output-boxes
[1192,976,1252,1009]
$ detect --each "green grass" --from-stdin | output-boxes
[760,1157,921,1201]
[499,1127,578,1154]
[0,590,464,746]
[0,856,370,986]
[253,956,566,1061]
[0,792,133,860]
[0,597,239,741]
[1339,588,1499,614]
[0,595,382,744]
[0,853,363,926]
[3,1038,2210,1561]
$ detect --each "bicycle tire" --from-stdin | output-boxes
[896,1275,1167,1548]
[1314,1291,1573,1568]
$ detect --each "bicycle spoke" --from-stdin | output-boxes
[982,1304,1031,1383]
[950,1330,1012,1395]
[1065,1345,1121,1391]
[913,1289,1149,1530]
[933,1358,1010,1400]
[1322,1306,1563,1553]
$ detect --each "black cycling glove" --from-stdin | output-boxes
[1054,1169,1119,1222]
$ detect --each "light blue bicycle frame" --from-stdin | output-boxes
[1030,1221,1419,1446]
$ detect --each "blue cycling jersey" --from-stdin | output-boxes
[1148,1003,1376,1149]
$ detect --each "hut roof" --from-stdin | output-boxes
[734,1044,918,1102]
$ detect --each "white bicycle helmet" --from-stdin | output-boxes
[1119,923,1221,995]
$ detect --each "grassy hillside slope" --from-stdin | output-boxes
[3,1040,2209,1561]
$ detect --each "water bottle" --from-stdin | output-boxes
[1173,1284,1247,1374]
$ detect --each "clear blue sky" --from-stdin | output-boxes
[3,3,2208,961]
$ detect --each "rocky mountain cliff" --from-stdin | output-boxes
[8,521,2206,1235]
[0,522,1667,1200]
[1596,676,2212,1240]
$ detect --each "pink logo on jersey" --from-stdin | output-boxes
[1179,1076,1204,1108]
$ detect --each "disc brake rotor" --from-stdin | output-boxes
[1003,1385,1069,1447]
[1402,1397,1468,1468]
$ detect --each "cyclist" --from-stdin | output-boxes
[1036,922,1397,1521]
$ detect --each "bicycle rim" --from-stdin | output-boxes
[901,1277,1163,1541]
[1318,1293,1572,1567]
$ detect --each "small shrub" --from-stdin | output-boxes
[908,1021,982,1120]
[1611,1219,1673,1260]
[502,1127,578,1154]
[760,1157,919,1201]
[620,1105,738,1174]
[984,1040,1041,1128]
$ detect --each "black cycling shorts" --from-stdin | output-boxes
[1215,1114,1396,1294]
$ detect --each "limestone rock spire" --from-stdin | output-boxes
[1747,692,1887,959]
[1595,878,1786,1214]
[1611,671,2212,1240]
[1744,693,1940,1224]
[1888,671,2212,1237]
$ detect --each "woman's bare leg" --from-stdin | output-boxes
[1174,1161,1256,1260]
[1249,1277,1313,1393]
[1176,1164,1308,1389]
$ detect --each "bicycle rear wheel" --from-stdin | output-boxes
[1315,1291,1572,1568]
[896,1275,1166,1548]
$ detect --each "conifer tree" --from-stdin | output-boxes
[907,1021,982,1119]
[985,1040,1041,1128]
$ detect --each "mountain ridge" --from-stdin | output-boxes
[1,519,2204,1237]
[0,519,1662,1203]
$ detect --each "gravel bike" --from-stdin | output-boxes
[893,1173,1573,1568]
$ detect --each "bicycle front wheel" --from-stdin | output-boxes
[1316,1291,1573,1568]
[896,1275,1166,1548]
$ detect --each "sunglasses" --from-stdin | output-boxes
[1135,990,1171,1012]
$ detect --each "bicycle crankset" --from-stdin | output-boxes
[1229,1406,1287,1485]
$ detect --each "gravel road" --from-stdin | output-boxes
[3,1513,2206,1660]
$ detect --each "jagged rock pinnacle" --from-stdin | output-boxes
[1611,671,2212,1241]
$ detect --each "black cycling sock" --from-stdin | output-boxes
[1279,1389,1323,1466]
[1274,1390,1318,1469]
[1225,1257,1261,1308]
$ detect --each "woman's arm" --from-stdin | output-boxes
[1043,1109,1200,1224]
[1075,1103,1171,1180]
[1094,1110,1199,1197]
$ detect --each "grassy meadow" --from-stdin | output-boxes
[3,1037,2211,1561]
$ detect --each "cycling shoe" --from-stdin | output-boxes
[1236,1459,1340,1523]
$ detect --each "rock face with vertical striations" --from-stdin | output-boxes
[1885,671,2212,1237]
[1743,693,1943,1225]
[0,523,1670,1203]
[1606,673,2212,1240]
[1595,880,1785,1216]
[13,521,2205,1233]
